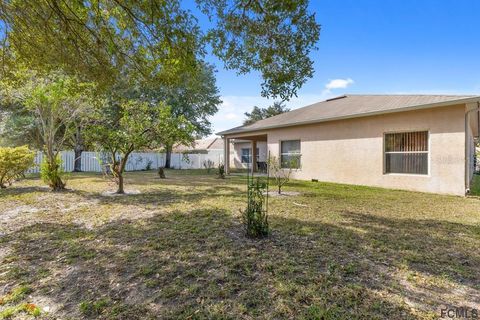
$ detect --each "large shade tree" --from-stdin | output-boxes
[0,0,320,100]
[133,62,222,168]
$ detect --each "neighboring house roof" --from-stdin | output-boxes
[218,94,480,136]
[174,137,223,152]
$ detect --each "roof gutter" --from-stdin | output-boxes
[218,96,480,137]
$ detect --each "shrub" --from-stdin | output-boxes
[203,159,215,173]
[145,159,153,171]
[267,155,297,194]
[242,178,269,237]
[40,155,66,190]
[158,167,166,179]
[0,146,35,188]
[217,163,225,179]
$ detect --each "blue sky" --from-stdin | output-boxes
[205,0,480,135]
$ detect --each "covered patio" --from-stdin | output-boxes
[222,133,268,174]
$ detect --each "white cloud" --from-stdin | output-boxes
[325,78,354,91]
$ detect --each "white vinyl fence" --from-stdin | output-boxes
[26,150,224,174]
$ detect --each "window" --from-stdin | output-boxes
[241,148,251,163]
[384,131,428,175]
[241,147,260,163]
[281,140,301,168]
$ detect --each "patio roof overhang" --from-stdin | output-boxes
[221,133,268,175]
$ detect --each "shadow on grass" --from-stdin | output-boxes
[0,186,51,198]
[1,208,479,319]
[61,185,246,208]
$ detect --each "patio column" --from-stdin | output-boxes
[251,140,257,173]
[224,137,230,174]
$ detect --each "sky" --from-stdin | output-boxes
[203,0,480,136]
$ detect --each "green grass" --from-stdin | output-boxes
[470,173,480,196]
[0,286,40,319]
[0,169,479,319]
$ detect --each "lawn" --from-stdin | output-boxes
[0,170,479,319]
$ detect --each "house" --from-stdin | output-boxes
[218,94,480,196]
[173,137,224,154]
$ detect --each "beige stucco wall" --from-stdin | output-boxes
[242,104,467,196]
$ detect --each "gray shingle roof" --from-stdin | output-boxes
[218,94,480,136]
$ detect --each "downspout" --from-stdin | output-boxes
[465,102,480,194]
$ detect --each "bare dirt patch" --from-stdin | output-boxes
[101,189,141,196]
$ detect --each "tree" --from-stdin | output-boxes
[244,101,290,125]
[0,83,91,173]
[0,0,320,100]
[0,70,96,190]
[87,100,194,194]
[118,62,222,168]
[267,155,297,194]
[0,109,42,148]
[64,118,92,172]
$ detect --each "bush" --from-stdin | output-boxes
[0,146,35,188]
[242,178,269,237]
[40,155,66,190]
[203,159,215,173]
[267,155,297,194]
[217,163,225,179]
[145,159,153,171]
[158,167,166,179]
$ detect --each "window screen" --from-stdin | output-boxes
[384,131,428,175]
[281,140,301,168]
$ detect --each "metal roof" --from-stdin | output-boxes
[218,94,480,136]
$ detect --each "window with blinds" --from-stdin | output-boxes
[281,140,301,169]
[384,131,429,175]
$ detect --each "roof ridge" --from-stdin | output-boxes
[344,93,478,97]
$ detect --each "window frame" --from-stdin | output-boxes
[383,130,430,176]
[279,139,302,169]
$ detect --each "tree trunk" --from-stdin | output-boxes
[115,151,132,194]
[116,173,125,194]
[73,124,84,172]
[73,148,82,172]
[165,145,172,168]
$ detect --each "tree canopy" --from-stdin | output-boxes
[244,101,290,125]
[0,69,97,189]
[0,0,320,100]
[87,99,194,193]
